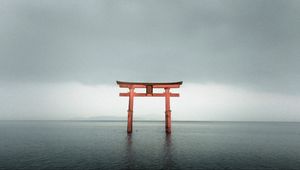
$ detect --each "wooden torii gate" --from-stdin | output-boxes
[117,81,183,133]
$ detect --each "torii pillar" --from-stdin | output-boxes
[117,81,183,133]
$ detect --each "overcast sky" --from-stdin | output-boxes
[0,0,299,121]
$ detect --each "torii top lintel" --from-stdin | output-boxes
[117,81,183,88]
[117,81,183,97]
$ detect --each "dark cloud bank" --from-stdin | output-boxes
[0,0,299,94]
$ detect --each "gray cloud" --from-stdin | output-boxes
[0,0,299,94]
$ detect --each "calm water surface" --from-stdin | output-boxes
[1,121,300,170]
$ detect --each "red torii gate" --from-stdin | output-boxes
[117,81,183,133]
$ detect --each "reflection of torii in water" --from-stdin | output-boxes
[117,81,183,133]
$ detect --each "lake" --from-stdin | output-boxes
[1,121,300,169]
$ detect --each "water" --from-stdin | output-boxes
[1,121,300,170]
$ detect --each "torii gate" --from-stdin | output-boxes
[117,81,183,133]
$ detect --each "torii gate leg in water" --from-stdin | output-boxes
[165,88,171,133]
[127,88,134,133]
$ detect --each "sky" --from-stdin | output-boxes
[0,0,299,121]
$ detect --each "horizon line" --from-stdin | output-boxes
[1,119,300,123]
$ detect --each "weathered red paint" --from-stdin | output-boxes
[117,81,183,133]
